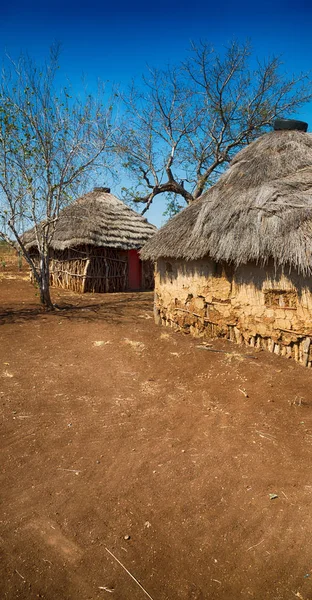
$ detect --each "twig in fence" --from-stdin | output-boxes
[105,547,154,600]
[174,307,202,319]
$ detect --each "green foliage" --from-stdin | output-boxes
[120,186,143,212]
[162,194,187,220]
[0,46,116,307]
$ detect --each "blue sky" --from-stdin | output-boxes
[1,0,312,226]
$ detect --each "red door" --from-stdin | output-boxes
[128,250,142,290]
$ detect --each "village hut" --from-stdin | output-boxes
[141,119,312,366]
[23,188,156,293]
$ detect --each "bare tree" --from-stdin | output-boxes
[117,41,312,215]
[0,46,115,308]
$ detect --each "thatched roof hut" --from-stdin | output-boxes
[24,188,156,293]
[142,129,312,273]
[24,188,156,252]
[142,122,312,366]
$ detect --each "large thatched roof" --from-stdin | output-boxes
[141,129,312,274]
[23,189,156,251]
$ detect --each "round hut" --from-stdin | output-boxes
[141,120,312,366]
[23,188,156,293]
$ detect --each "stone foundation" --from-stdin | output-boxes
[154,258,312,367]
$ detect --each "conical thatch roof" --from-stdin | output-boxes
[23,189,157,251]
[141,130,312,274]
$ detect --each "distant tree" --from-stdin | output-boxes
[0,46,115,308]
[117,40,312,214]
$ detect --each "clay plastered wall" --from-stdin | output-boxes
[155,258,312,366]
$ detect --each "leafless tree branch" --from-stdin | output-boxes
[0,46,115,308]
[115,40,312,216]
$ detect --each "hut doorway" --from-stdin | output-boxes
[128,250,142,290]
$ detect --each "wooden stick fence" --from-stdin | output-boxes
[29,245,154,293]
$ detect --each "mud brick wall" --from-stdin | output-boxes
[154,258,312,367]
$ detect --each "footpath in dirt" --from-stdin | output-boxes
[1,271,312,600]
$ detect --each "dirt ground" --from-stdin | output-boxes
[1,251,312,600]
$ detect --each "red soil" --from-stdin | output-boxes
[1,259,312,599]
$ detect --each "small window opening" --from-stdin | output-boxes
[264,290,297,309]
[165,261,173,283]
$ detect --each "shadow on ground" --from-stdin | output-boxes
[0,294,153,325]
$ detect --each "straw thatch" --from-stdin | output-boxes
[141,130,312,274]
[22,189,156,293]
[23,189,156,251]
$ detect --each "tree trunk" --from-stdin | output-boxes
[39,254,54,310]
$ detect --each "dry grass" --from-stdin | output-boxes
[22,190,156,252]
[0,242,28,280]
[141,130,312,274]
